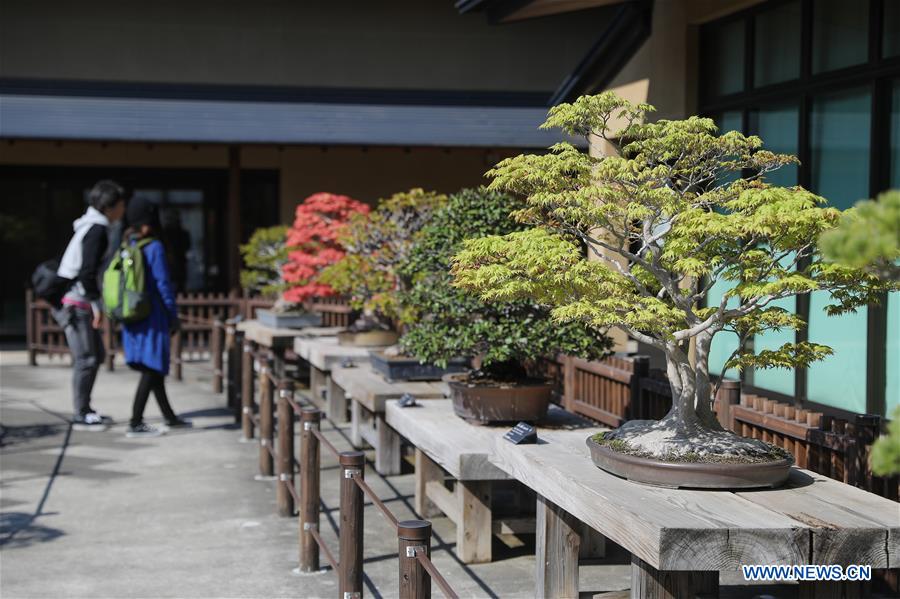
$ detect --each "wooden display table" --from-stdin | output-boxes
[330,363,447,475]
[293,336,374,422]
[386,399,601,564]
[489,427,900,599]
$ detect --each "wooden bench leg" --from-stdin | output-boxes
[326,375,348,423]
[373,414,401,476]
[415,449,442,518]
[536,494,580,599]
[630,556,718,599]
[579,523,607,559]
[309,366,326,407]
[350,399,364,447]
[458,480,492,564]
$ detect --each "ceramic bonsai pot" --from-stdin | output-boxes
[446,373,552,424]
[585,436,793,489]
[336,329,400,347]
[369,351,470,382]
[256,309,323,329]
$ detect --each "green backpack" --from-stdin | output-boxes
[103,237,154,323]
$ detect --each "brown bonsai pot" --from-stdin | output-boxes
[585,435,793,489]
[337,329,400,347]
[446,373,552,424]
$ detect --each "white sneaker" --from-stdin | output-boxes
[72,412,109,431]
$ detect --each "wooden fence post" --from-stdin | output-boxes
[258,352,275,478]
[229,329,243,422]
[25,290,37,366]
[171,330,183,381]
[299,408,321,572]
[398,520,432,599]
[339,451,365,599]
[277,379,295,517]
[241,340,256,440]
[716,379,741,431]
[212,319,224,394]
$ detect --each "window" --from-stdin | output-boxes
[754,0,801,87]
[747,104,800,396]
[700,1,899,416]
[812,0,869,73]
[703,18,745,97]
[806,88,871,412]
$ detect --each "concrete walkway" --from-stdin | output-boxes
[1,352,637,598]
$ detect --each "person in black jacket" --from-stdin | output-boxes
[54,180,126,430]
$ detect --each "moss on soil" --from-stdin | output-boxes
[589,431,791,465]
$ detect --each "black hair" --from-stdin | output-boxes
[88,180,126,212]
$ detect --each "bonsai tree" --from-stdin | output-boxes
[399,187,610,379]
[452,93,887,461]
[282,192,370,305]
[319,189,446,331]
[240,225,289,298]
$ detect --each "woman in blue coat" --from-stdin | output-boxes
[122,197,189,437]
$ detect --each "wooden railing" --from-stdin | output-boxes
[560,353,898,501]
[24,290,352,367]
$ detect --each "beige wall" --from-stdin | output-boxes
[1,0,612,93]
[0,140,520,221]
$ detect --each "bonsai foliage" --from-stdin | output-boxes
[871,406,900,476]
[319,189,446,328]
[820,190,900,282]
[452,92,887,459]
[282,193,370,304]
[398,187,611,377]
[240,225,289,298]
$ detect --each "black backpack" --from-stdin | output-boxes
[31,259,71,307]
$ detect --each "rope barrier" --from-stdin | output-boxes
[262,440,276,460]
[311,427,340,458]
[353,476,399,530]
[416,552,460,599]
[309,527,339,573]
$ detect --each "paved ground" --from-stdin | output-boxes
[1,351,820,598]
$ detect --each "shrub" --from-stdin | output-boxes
[239,225,288,298]
[398,187,610,378]
[282,193,370,304]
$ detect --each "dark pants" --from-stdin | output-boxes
[53,306,105,418]
[131,365,177,427]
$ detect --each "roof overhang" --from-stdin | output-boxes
[0,94,580,148]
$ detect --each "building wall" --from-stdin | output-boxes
[0,0,611,94]
[0,140,519,220]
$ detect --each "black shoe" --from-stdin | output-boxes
[72,413,109,432]
[126,423,165,438]
[165,418,192,429]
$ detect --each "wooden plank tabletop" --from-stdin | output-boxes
[236,321,344,349]
[331,364,447,412]
[489,428,899,571]
[293,336,373,370]
[385,399,595,481]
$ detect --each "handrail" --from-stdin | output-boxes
[311,427,340,459]
[354,476,399,530]
[416,552,460,599]
[308,526,339,572]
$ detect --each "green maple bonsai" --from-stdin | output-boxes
[319,189,447,331]
[453,92,887,460]
[240,225,289,298]
[399,187,610,380]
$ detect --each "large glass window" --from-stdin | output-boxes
[703,19,745,97]
[754,0,801,86]
[807,88,871,412]
[747,104,800,396]
[812,0,870,73]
